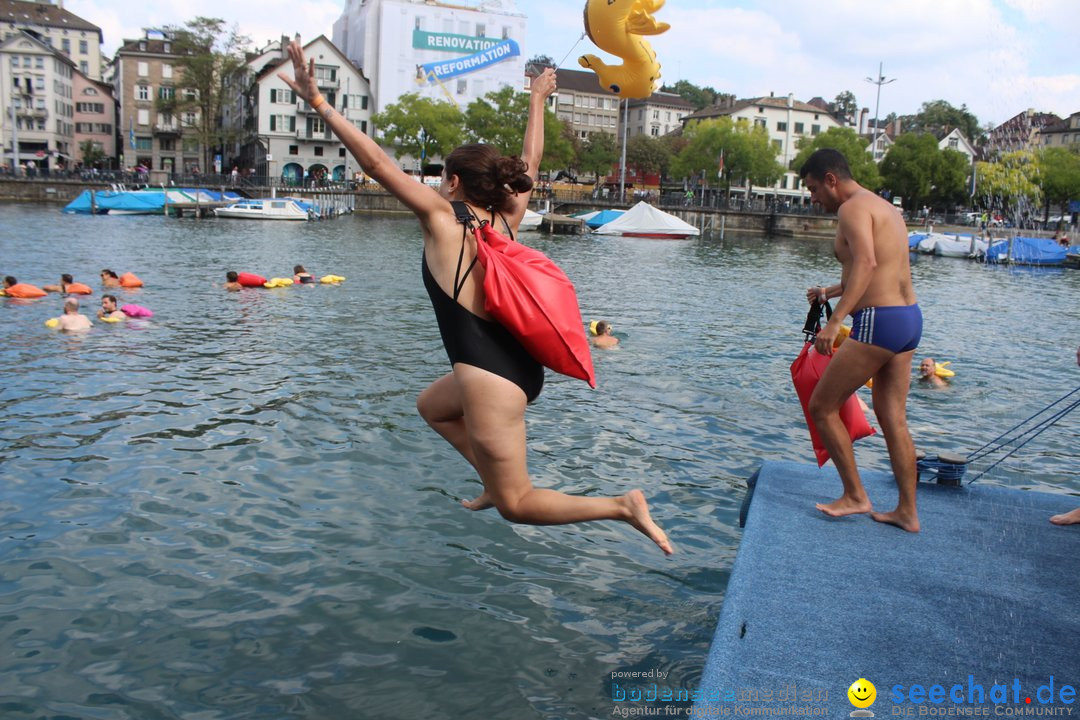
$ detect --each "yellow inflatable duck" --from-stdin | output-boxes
[578,0,669,99]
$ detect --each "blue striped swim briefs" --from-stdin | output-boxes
[850,304,922,353]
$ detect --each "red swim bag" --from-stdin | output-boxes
[236,272,267,287]
[452,202,595,387]
[790,300,875,466]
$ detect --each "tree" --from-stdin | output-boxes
[790,126,881,190]
[670,117,783,188]
[1037,146,1080,223]
[928,148,971,209]
[879,133,940,209]
[831,91,858,125]
[78,139,106,169]
[973,150,1041,214]
[626,134,670,176]
[164,18,251,174]
[901,100,982,144]
[660,79,725,111]
[465,86,529,155]
[578,132,619,183]
[372,93,464,165]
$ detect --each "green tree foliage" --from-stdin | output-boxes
[164,18,250,173]
[670,117,783,187]
[78,139,106,169]
[372,93,464,164]
[626,134,671,175]
[463,86,573,172]
[1037,146,1080,221]
[659,80,728,111]
[577,132,619,182]
[973,151,1041,213]
[831,91,858,125]
[790,127,881,190]
[901,100,982,144]
[879,133,942,209]
[929,148,972,208]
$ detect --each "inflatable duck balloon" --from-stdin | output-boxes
[578,0,670,99]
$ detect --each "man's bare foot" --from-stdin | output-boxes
[621,489,673,555]
[462,491,494,511]
[1050,508,1080,526]
[871,508,920,533]
[815,495,872,517]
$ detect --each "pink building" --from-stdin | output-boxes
[72,68,116,169]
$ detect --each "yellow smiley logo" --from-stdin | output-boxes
[848,678,877,708]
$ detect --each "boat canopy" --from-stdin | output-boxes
[593,202,700,237]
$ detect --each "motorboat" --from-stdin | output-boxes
[519,208,543,230]
[214,198,312,221]
[918,232,989,258]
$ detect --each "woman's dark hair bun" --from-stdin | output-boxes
[496,156,533,195]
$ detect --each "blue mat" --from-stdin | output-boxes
[691,460,1080,717]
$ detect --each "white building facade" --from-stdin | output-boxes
[683,94,843,198]
[1,29,74,172]
[0,0,103,80]
[224,35,372,185]
[333,0,526,114]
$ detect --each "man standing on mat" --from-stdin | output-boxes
[800,148,921,532]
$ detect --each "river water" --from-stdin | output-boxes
[1,203,1077,719]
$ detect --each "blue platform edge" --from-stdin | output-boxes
[694,460,1080,718]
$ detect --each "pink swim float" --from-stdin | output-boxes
[121,303,153,318]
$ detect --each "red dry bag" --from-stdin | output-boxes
[453,202,595,387]
[790,300,875,466]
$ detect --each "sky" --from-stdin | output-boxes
[67,0,1079,128]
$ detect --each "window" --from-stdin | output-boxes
[651,127,659,136]
[183,112,197,126]
[80,61,88,74]
[79,39,87,54]
[314,146,324,156]
[339,148,346,157]
[162,64,172,79]
[777,121,787,132]
[811,124,820,136]
[288,144,298,155]
[269,115,295,132]
[61,38,70,54]
[138,41,146,51]
[794,122,804,134]
[137,61,148,76]
[415,16,422,30]
[9,56,17,67]
[312,118,326,134]
[502,26,510,39]
[772,138,782,151]
[653,110,659,120]
[780,175,788,189]
[360,120,367,133]
[476,23,486,36]
[163,42,171,53]
[137,85,149,100]
[361,95,368,110]
[134,136,152,150]
[754,118,766,128]
[158,86,174,100]
[456,79,466,95]
[160,138,175,151]
[35,56,43,69]
[137,109,149,125]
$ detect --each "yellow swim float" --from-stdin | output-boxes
[45,317,59,328]
[319,274,346,284]
[263,277,295,288]
[933,361,956,378]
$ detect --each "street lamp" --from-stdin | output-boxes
[865,61,896,162]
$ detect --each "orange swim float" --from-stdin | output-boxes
[4,283,47,298]
[119,272,143,288]
[65,282,93,295]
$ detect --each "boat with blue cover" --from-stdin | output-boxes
[63,188,241,215]
[984,236,1067,265]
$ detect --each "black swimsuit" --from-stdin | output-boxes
[422,209,544,402]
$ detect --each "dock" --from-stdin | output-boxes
[684,461,1079,717]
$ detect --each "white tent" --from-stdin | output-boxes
[593,201,700,238]
[519,208,543,230]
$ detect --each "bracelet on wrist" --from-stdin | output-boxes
[310,93,326,110]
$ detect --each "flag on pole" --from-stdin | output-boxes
[717,149,724,179]
[129,122,135,150]
[968,161,977,197]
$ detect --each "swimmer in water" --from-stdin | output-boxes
[590,320,619,349]
[918,358,947,388]
[279,39,671,554]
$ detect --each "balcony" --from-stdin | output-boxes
[315,77,339,90]
[153,124,181,136]
[297,101,322,114]
[15,107,48,119]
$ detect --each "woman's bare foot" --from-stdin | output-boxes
[462,491,494,511]
[621,490,673,555]
[1050,508,1080,526]
[871,507,920,532]
[815,495,872,517]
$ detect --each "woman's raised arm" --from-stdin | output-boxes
[277,38,444,220]
[508,67,557,222]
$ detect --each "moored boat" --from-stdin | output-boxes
[985,236,1067,266]
[593,201,699,239]
[213,198,312,221]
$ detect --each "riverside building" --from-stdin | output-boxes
[0,0,103,79]
[332,0,526,115]
[1,29,75,172]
